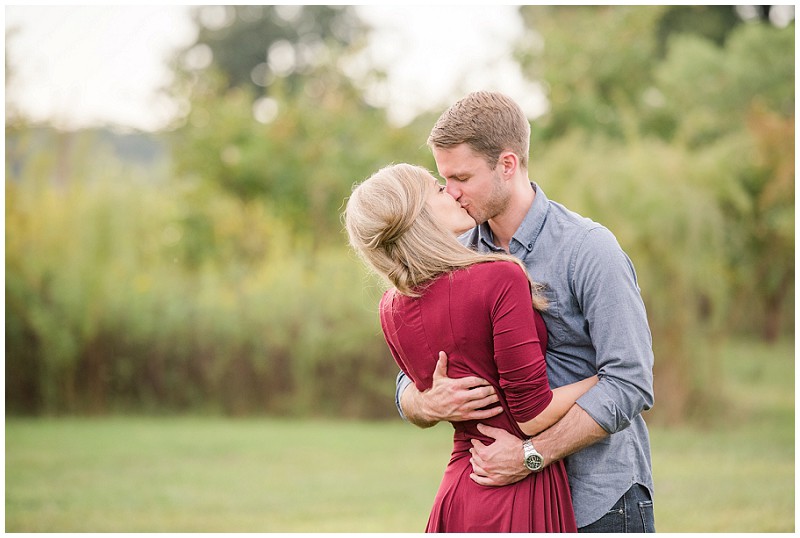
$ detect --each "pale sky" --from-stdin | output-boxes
[4,5,546,132]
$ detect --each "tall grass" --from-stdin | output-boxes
[5,338,793,532]
[6,162,395,417]
[7,123,794,425]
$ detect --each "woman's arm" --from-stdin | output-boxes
[488,262,598,437]
[517,376,598,437]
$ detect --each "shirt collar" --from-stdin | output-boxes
[477,182,549,253]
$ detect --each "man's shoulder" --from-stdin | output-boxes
[545,197,602,233]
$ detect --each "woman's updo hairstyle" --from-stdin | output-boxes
[345,162,547,310]
[345,163,446,295]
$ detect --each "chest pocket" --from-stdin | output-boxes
[537,287,570,347]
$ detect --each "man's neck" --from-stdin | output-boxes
[487,180,535,252]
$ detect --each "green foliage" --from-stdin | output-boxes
[654,22,795,340]
[169,64,429,241]
[518,6,793,144]
[535,132,729,423]
[5,136,398,416]
[518,6,794,421]
[5,7,793,424]
[654,5,743,56]
[518,6,667,141]
[166,6,434,244]
[655,22,795,145]
[179,6,366,96]
[713,106,795,340]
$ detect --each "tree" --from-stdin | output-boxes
[517,6,666,141]
[516,5,790,143]
[174,6,366,97]
[655,22,795,341]
[514,5,794,422]
[654,5,744,57]
[168,62,429,247]
[165,6,428,245]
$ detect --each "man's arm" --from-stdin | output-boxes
[469,404,607,486]
[530,403,608,465]
[398,351,503,428]
[471,228,654,486]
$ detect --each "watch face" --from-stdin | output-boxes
[525,453,543,471]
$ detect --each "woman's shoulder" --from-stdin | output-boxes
[380,286,399,300]
[447,261,529,296]
[378,288,396,312]
[463,260,527,281]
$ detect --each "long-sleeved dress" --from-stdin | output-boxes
[380,261,577,533]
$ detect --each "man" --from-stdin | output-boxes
[395,91,655,532]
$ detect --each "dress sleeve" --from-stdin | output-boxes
[381,291,417,422]
[379,291,409,379]
[487,262,553,424]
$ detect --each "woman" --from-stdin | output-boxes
[345,163,597,533]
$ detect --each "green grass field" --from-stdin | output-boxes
[6,338,794,532]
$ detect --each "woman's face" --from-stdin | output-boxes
[424,174,477,235]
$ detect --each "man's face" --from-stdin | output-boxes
[432,143,509,225]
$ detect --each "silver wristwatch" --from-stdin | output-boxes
[522,439,544,472]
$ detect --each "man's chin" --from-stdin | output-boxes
[467,212,486,226]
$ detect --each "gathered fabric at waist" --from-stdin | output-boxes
[451,413,525,450]
[429,427,578,533]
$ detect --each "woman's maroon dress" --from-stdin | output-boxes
[380,261,577,533]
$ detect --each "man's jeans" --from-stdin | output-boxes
[579,483,655,533]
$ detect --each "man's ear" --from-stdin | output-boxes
[497,151,519,178]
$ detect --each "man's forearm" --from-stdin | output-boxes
[395,353,503,427]
[532,403,608,466]
[399,382,439,428]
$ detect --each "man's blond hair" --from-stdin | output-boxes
[427,91,531,169]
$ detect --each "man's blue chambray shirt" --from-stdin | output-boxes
[395,182,655,528]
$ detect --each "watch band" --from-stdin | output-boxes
[522,439,544,472]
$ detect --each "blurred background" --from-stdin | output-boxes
[5,4,795,532]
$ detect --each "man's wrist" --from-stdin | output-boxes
[522,438,545,472]
[529,433,558,469]
[530,404,609,465]
[402,383,438,428]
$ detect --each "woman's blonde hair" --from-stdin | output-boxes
[344,163,546,310]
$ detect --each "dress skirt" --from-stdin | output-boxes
[425,445,576,533]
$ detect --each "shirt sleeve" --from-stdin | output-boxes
[487,262,553,424]
[572,227,655,433]
[395,371,412,421]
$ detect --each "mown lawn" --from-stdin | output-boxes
[5,338,794,532]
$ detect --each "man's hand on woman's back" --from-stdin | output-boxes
[400,351,503,427]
